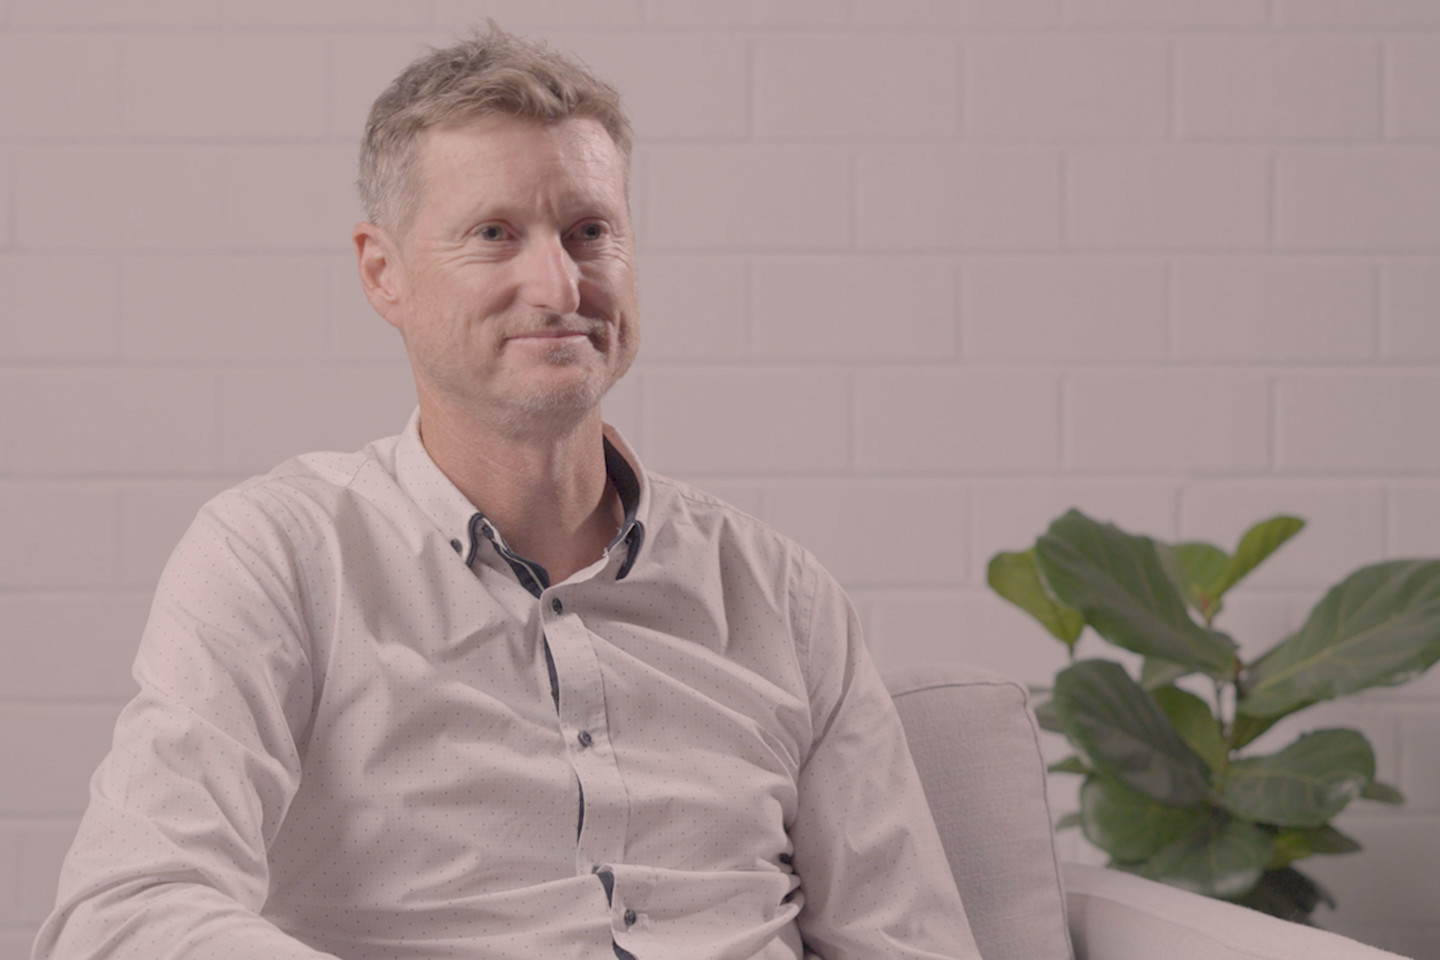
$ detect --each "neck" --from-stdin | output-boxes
[417,397,620,585]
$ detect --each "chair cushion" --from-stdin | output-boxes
[886,663,1073,960]
[1062,863,1409,960]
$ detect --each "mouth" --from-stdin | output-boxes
[508,331,590,340]
[504,322,606,349]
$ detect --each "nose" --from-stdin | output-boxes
[519,234,581,316]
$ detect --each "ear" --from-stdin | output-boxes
[354,221,406,329]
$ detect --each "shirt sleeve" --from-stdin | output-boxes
[32,488,341,960]
[787,561,983,960]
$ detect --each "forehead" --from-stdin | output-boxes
[415,115,628,208]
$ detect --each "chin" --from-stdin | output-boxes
[489,374,616,438]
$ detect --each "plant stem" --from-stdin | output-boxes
[1200,610,1231,734]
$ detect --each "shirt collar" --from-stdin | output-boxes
[601,421,648,581]
[394,408,648,583]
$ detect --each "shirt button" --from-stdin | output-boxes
[623,908,637,927]
[550,597,563,615]
[578,730,593,748]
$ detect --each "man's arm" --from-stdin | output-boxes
[786,565,983,960]
[34,489,338,960]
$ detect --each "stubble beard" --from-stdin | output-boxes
[486,324,634,440]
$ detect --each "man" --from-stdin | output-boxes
[34,26,981,960]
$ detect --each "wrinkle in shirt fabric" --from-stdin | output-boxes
[33,411,979,960]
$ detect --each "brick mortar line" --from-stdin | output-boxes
[8,138,1440,148]
[0,700,129,710]
[0,816,81,826]
[5,252,1440,262]
[6,242,1440,255]
[18,360,1440,372]
[3,471,1437,484]
[5,22,1440,35]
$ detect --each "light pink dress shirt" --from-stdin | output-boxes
[34,411,980,960]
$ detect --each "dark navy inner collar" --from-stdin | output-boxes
[460,436,646,595]
[602,436,640,531]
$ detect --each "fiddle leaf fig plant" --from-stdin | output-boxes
[989,509,1440,923]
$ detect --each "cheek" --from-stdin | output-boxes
[599,262,639,313]
[427,270,510,326]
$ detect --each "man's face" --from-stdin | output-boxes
[374,114,638,437]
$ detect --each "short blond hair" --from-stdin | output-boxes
[358,24,633,233]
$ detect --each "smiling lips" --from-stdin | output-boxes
[505,323,603,344]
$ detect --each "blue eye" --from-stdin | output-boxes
[573,222,606,241]
[477,224,507,241]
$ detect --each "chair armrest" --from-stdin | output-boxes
[1062,863,1411,960]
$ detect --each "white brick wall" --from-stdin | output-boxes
[2,2,1439,956]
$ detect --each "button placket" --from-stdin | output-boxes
[545,598,630,876]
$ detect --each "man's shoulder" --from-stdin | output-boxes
[647,471,764,533]
[201,433,405,530]
[644,471,824,576]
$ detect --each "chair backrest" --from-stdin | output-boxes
[886,662,1074,960]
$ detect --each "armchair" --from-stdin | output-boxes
[885,662,1412,960]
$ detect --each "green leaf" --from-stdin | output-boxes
[1229,711,1282,751]
[1173,543,1231,595]
[1362,780,1405,804]
[1153,685,1230,775]
[1134,813,1273,901]
[987,549,1087,648]
[1167,541,1231,619]
[1268,825,1362,869]
[1140,657,1193,690]
[1048,755,1089,775]
[1052,660,1213,806]
[1080,775,1208,863]
[1221,729,1375,828]
[1234,867,1334,923]
[1055,811,1082,831]
[1240,559,1440,719]
[1217,516,1306,598]
[1032,698,1063,734]
[1036,510,1238,679]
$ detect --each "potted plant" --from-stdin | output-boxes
[988,509,1440,922]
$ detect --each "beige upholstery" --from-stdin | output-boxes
[886,663,1072,960]
[884,662,1413,960]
